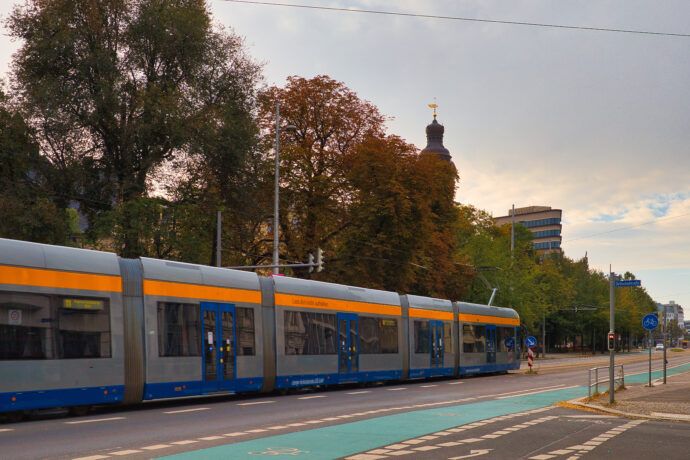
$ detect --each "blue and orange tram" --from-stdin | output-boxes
[0,238,520,414]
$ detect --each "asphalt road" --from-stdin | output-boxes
[1,353,688,460]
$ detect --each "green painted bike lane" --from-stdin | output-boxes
[162,362,690,460]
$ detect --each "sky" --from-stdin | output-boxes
[1,1,689,312]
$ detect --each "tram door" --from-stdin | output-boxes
[430,321,444,368]
[486,325,496,364]
[338,313,359,375]
[201,302,237,392]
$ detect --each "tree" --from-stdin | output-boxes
[8,0,261,257]
[256,75,386,271]
[0,87,72,244]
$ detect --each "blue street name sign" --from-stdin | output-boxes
[525,336,537,348]
[642,314,659,331]
[614,279,641,287]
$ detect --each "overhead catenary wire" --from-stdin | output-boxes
[223,1,690,38]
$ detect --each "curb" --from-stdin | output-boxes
[565,397,690,423]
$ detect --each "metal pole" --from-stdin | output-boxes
[510,204,515,257]
[273,101,280,275]
[542,312,546,359]
[216,211,221,267]
[663,304,667,384]
[609,269,615,404]
[648,332,652,387]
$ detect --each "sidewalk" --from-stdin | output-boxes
[567,362,690,422]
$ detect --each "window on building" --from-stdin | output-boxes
[157,302,201,357]
[359,316,398,354]
[462,324,486,353]
[284,310,337,355]
[0,292,111,360]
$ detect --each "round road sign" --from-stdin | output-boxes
[642,314,659,331]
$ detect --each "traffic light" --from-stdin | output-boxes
[308,253,315,273]
[607,331,615,351]
[316,247,324,272]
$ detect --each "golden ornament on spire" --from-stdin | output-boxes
[428,98,438,118]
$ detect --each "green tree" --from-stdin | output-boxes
[8,0,261,257]
[0,88,71,244]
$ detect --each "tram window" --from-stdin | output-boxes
[58,297,111,359]
[157,302,201,357]
[463,324,486,353]
[359,317,398,354]
[284,310,337,355]
[414,320,430,354]
[236,307,255,356]
[444,322,453,352]
[0,292,111,360]
[497,326,515,352]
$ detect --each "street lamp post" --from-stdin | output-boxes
[272,101,296,275]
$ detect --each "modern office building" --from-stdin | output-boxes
[494,206,562,253]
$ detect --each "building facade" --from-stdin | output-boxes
[494,206,562,253]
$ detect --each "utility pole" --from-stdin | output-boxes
[609,268,615,404]
[663,304,668,384]
[216,211,221,267]
[273,101,281,275]
[510,204,515,257]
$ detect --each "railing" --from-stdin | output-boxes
[588,364,625,398]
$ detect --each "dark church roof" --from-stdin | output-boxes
[421,117,452,162]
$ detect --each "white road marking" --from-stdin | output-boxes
[566,414,616,419]
[72,456,109,460]
[420,384,438,388]
[306,420,323,424]
[224,432,246,437]
[199,436,224,440]
[347,391,371,394]
[268,426,287,430]
[171,440,198,445]
[164,407,210,414]
[141,444,171,450]
[110,450,142,456]
[493,384,566,397]
[651,411,690,420]
[246,429,268,433]
[447,381,464,385]
[413,445,440,451]
[237,400,276,406]
[65,417,125,424]
[298,395,327,400]
[496,385,579,399]
[387,387,407,391]
[0,429,14,432]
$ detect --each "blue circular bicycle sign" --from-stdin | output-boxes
[642,314,659,331]
[525,336,537,348]
[505,337,515,349]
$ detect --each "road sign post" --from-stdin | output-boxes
[525,336,537,371]
[642,313,658,387]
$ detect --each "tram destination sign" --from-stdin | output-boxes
[614,279,641,287]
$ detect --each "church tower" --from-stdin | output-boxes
[421,102,452,162]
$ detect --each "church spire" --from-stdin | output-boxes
[421,100,451,162]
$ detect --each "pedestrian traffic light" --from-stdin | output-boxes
[316,247,324,272]
[607,331,615,351]
[308,253,315,273]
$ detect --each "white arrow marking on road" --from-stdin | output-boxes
[449,449,493,459]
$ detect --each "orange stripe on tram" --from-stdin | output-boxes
[408,307,454,321]
[275,293,401,316]
[143,279,261,304]
[459,313,520,326]
[0,265,122,292]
